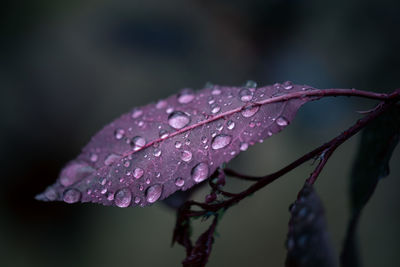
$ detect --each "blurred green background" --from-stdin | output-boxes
[1,0,399,266]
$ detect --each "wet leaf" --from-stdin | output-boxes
[285,184,336,267]
[36,82,319,207]
[341,104,400,267]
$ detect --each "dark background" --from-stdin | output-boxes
[1,0,400,266]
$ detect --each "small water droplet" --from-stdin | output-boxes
[153,148,162,157]
[185,139,191,145]
[168,111,190,129]
[145,184,163,203]
[211,88,221,95]
[107,192,114,201]
[175,177,185,187]
[166,107,174,114]
[159,129,169,139]
[208,99,215,105]
[175,141,182,148]
[211,105,221,114]
[239,88,253,102]
[249,122,255,128]
[63,188,81,204]
[100,178,107,185]
[201,136,208,143]
[244,80,257,88]
[114,128,125,140]
[123,161,130,168]
[178,89,195,104]
[134,197,141,204]
[101,188,107,194]
[133,168,144,179]
[283,81,293,90]
[90,153,98,162]
[227,120,235,130]
[241,105,259,118]
[145,178,151,184]
[131,109,143,119]
[191,163,209,183]
[216,123,223,131]
[156,100,167,109]
[104,154,122,166]
[131,136,146,151]
[211,134,232,150]
[276,116,288,126]
[181,150,192,162]
[114,188,132,208]
[138,121,144,127]
[240,142,249,151]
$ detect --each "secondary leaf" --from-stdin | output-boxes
[36,82,319,207]
[285,184,336,267]
[341,104,400,267]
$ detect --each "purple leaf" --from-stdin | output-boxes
[36,82,318,207]
[285,184,336,267]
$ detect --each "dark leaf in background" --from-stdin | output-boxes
[341,104,400,267]
[182,216,218,267]
[36,81,319,207]
[285,184,336,267]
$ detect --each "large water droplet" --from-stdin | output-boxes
[63,188,81,204]
[241,105,259,118]
[181,150,192,162]
[114,128,125,140]
[211,134,232,150]
[145,184,163,203]
[239,88,253,102]
[168,111,190,129]
[133,168,144,179]
[276,116,288,126]
[131,136,146,151]
[104,154,122,166]
[175,177,185,187]
[177,89,195,104]
[227,120,235,130]
[114,188,132,208]
[191,162,209,183]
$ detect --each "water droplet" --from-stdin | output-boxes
[283,81,293,90]
[208,99,215,105]
[145,178,151,184]
[138,121,144,127]
[114,188,132,208]
[131,136,146,151]
[63,188,81,204]
[159,129,169,139]
[104,154,122,166]
[216,123,223,131]
[211,88,221,95]
[100,178,107,185]
[276,116,288,126]
[153,148,162,157]
[175,177,185,187]
[267,131,273,136]
[211,134,232,150]
[227,120,235,130]
[181,150,192,162]
[134,197,141,204]
[249,122,255,128]
[239,88,253,102]
[177,89,195,104]
[101,188,107,194]
[131,109,143,119]
[185,139,191,145]
[166,107,174,114]
[168,111,190,129]
[145,184,163,203]
[107,192,114,201]
[211,105,221,114]
[175,141,182,148]
[114,128,125,140]
[241,105,259,118]
[156,100,167,109]
[133,168,144,179]
[90,153,98,162]
[192,163,209,183]
[123,161,130,168]
[240,142,249,151]
[201,136,208,144]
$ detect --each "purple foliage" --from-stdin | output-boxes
[36,82,317,207]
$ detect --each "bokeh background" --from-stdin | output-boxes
[1,0,400,266]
